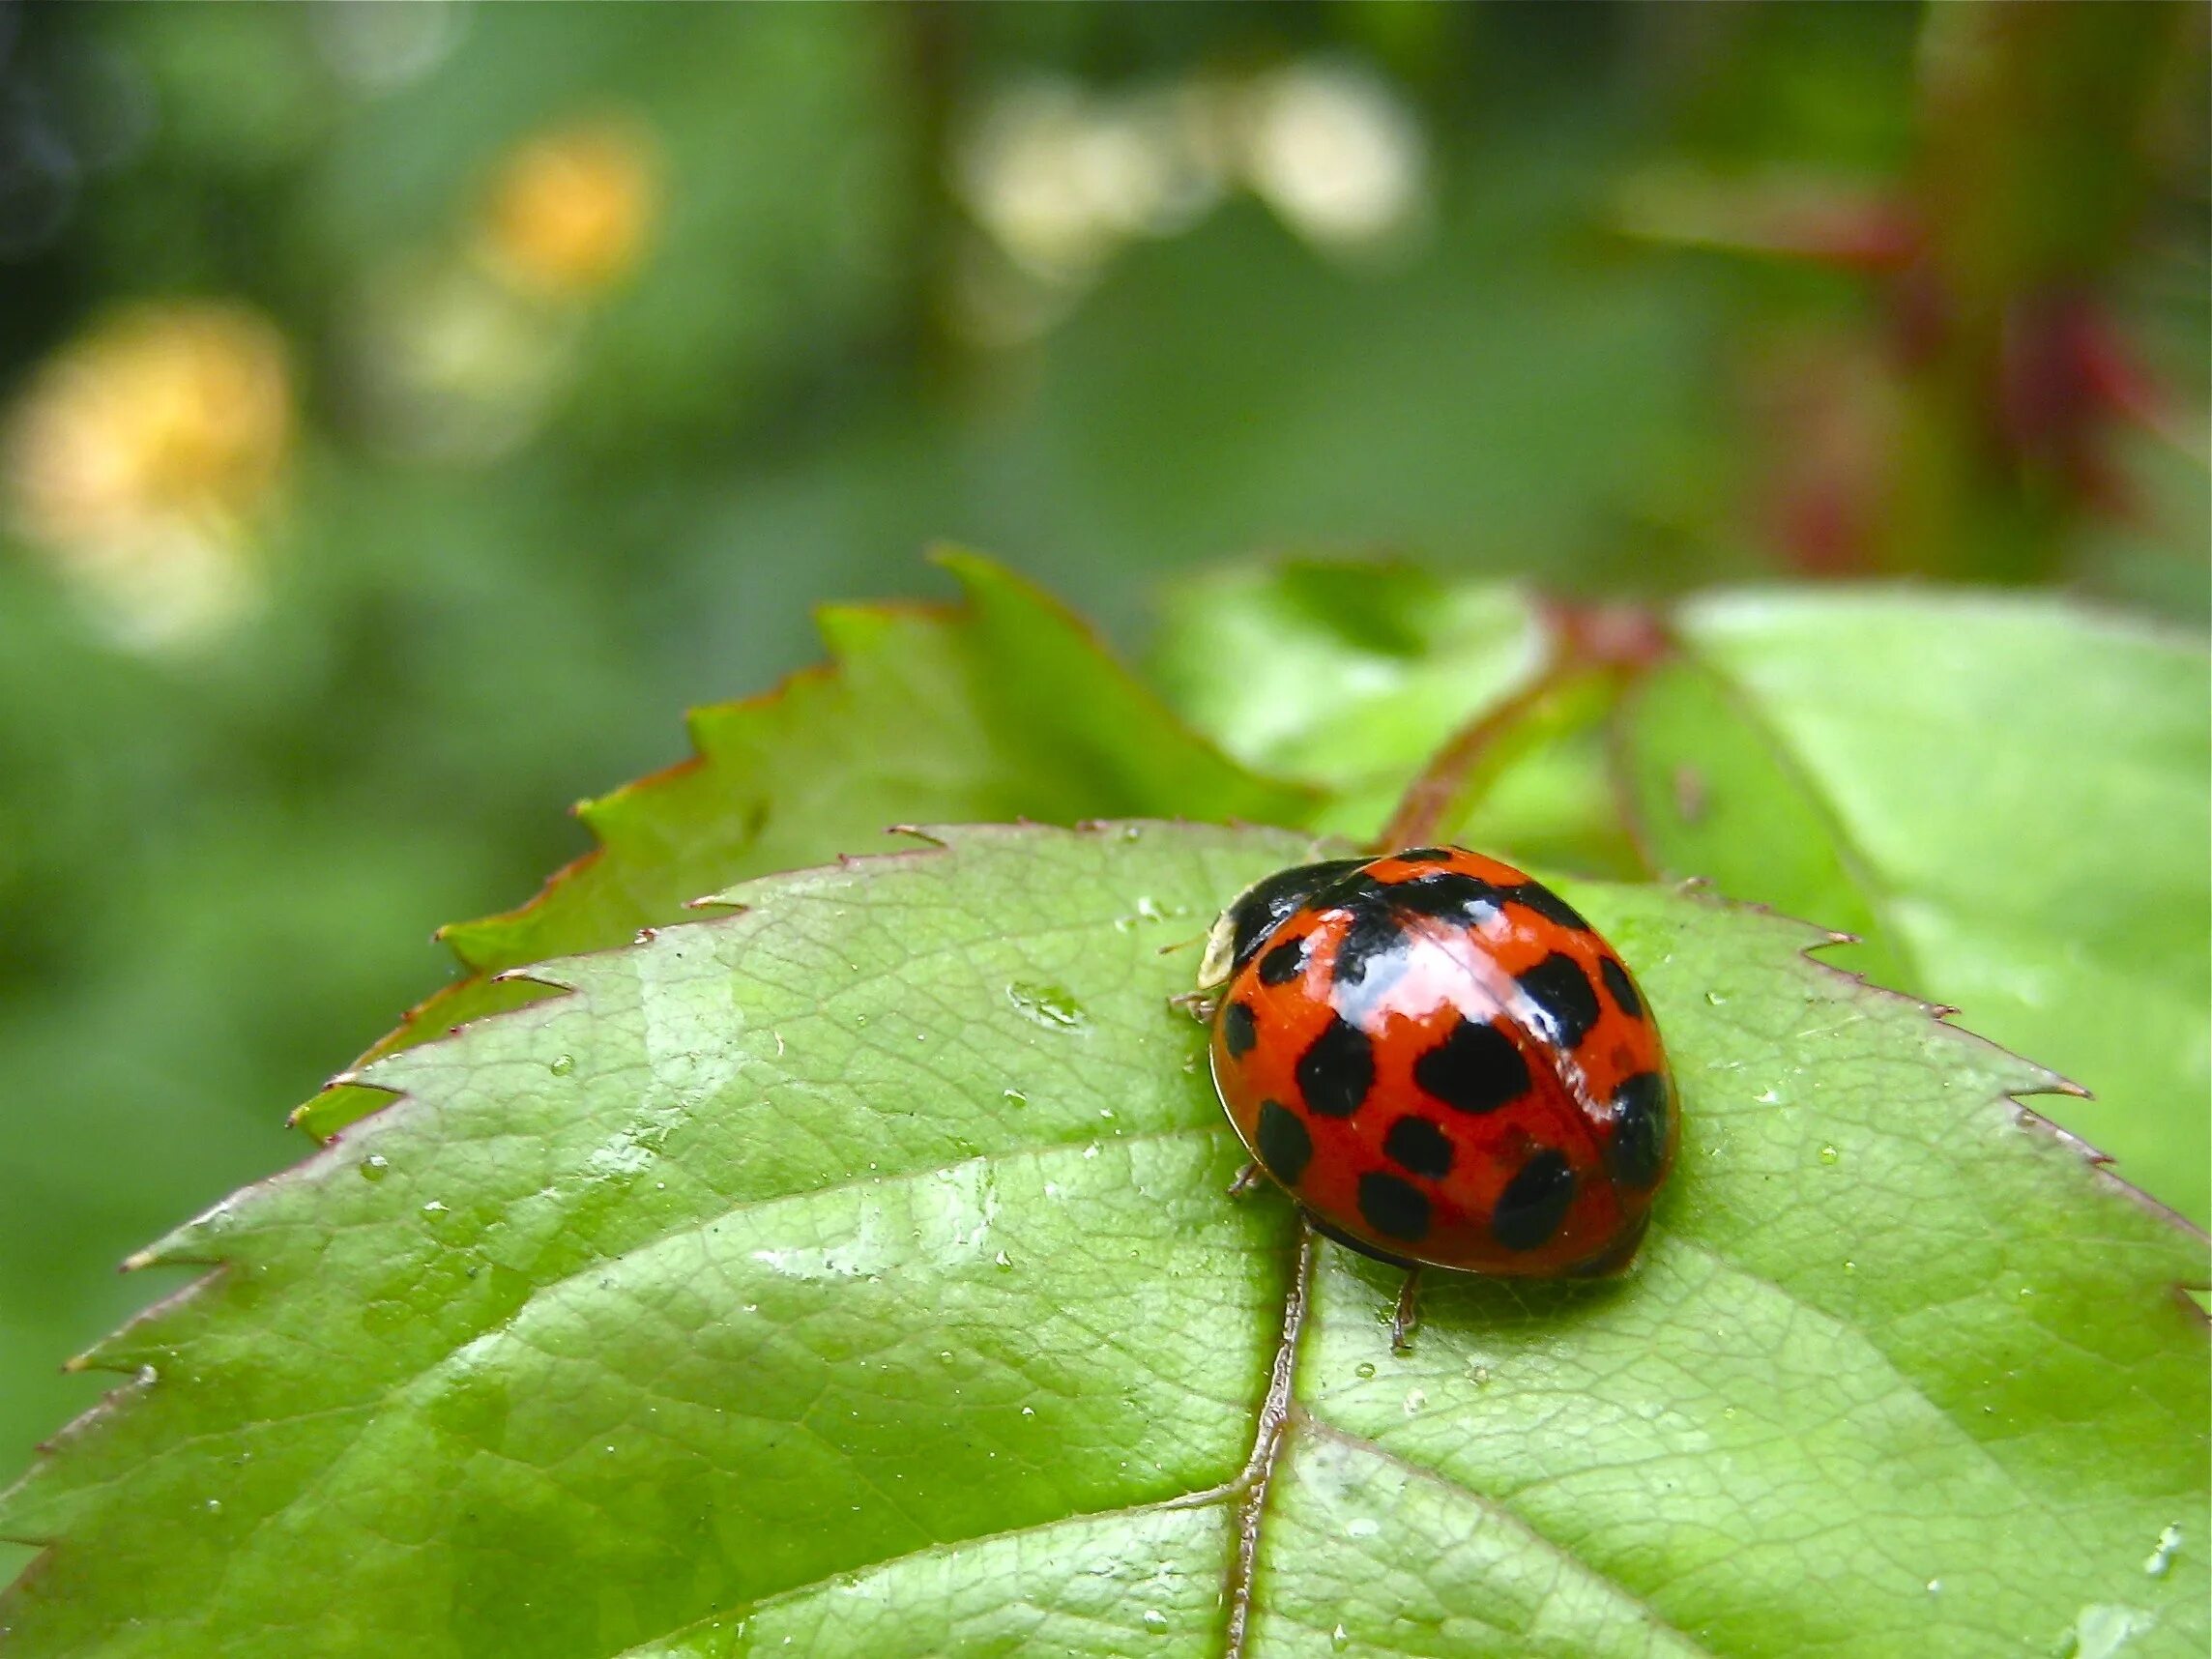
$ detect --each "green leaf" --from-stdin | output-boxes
[1641,591,2212,1228]
[1148,563,1553,844]
[7,825,2201,1658]
[295,552,1315,1139]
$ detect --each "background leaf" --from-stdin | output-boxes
[5,825,2201,1657]
[296,551,1315,1139]
[1644,591,2212,1228]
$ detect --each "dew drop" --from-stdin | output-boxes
[360,1155,390,1182]
[994,1250,1013,1269]
[1468,1363,1490,1386]
[1819,1145,1840,1166]
[1346,1518,1380,1539]
[1843,1260,1856,1273]
[1703,991,1728,1006]
[1354,1361,1376,1380]
[204,1498,221,1514]
[422,1200,448,1214]
[2144,1523,2183,1577]
[1332,1625,1351,1651]
[1006,982,1087,1030]
[549,1053,576,1077]
[1141,1609,1168,1634]
[1003,1089,1029,1109]
[1926,1578,1941,1595]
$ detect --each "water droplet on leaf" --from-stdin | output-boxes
[1006,982,1087,1030]
[549,1054,575,1076]
[360,1155,390,1182]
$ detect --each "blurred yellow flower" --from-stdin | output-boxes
[3,301,291,649]
[478,118,661,298]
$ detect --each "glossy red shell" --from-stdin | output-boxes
[1206,847,1675,1277]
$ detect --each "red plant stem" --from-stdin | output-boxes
[1375,600,1668,853]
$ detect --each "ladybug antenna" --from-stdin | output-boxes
[1156,932,1208,956]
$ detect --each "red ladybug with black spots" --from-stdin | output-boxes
[1197,846,1675,1341]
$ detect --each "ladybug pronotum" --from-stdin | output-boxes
[1198,846,1676,1338]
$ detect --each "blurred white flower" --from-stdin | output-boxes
[3,302,290,650]
[949,58,1428,345]
[955,78,1229,284]
[1237,60,1428,254]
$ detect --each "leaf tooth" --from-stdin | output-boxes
[486,963,582,993]
[64,1262,228,1382]
[1793,919,2212,1257]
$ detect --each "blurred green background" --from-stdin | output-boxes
[0,0,2204,1563]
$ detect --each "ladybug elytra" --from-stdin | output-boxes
[1198,846,1676,1328]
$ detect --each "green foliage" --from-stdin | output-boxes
[296,552,1313,1139]
[1655,592,2211,1226]
[2,824,2201,1657]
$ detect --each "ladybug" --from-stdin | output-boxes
[1197,846,1676,1344]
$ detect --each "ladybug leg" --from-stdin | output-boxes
[1389,1267,1423,1354]
[1167,989,1218,1024]
[1226,1160,1262,1197]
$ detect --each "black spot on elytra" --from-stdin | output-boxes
[1493,1149,1575,1250]
[1384,870,1503,927]
[1412,1016,1530,1115]
[1517,952,1600,1050]
[1499,881,1592,933]
[1256,1099,1312,1187]
[1382,1115,1454,1179]
[1326,883,1405,991]
[1606,1072,1670,1189]
[1599,955,1643,1019]
[1226,859,1366,971]
[1357,1171,1431,1242]
[1329,868,1509,995]
[1257,935,1307,986]
[1295,1015,1375,1118]
[1221,1000,1258,1059]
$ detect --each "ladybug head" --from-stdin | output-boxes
[1198,856,1366,989]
